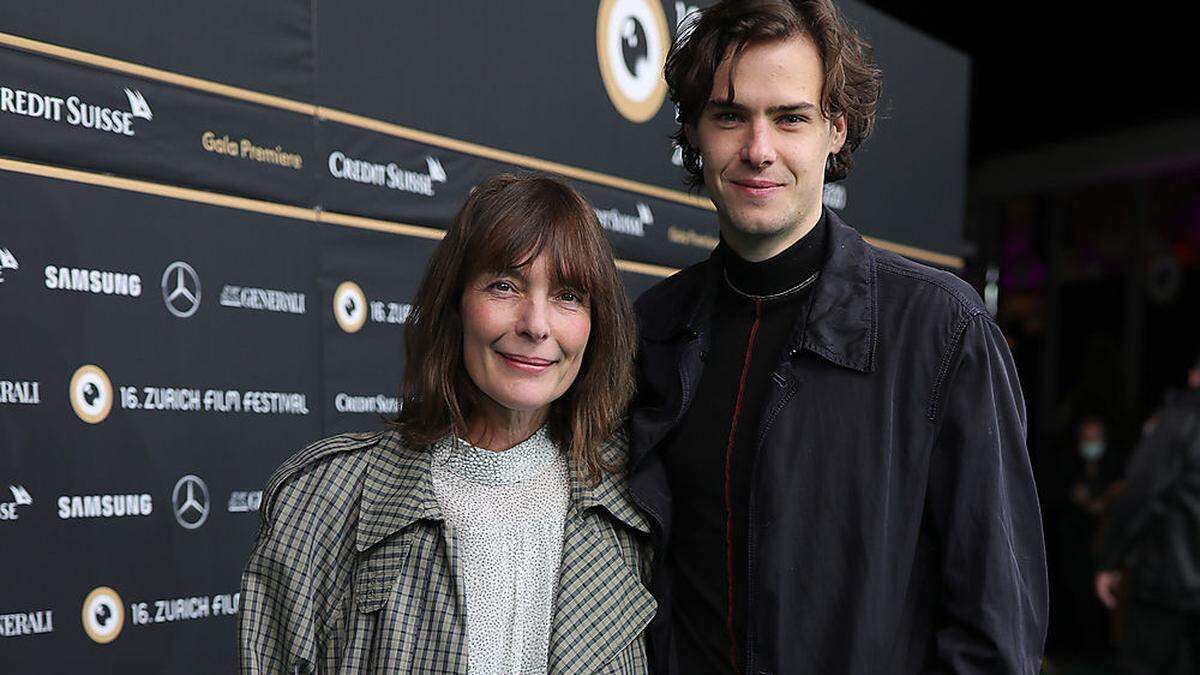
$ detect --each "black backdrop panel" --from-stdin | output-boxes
[0,0,313,102]
[570,178,719,270]
[318,224,438,437]
[315,0,690,192]
[834,1,971,255]
[317,119,485,229]
[0,47,317,207]
[0,170,320,672]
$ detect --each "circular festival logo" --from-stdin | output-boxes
[333,281,367,334]
[596,0,670,123]
[69,364,113,424]
[82,586,124,644]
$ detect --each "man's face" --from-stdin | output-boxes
[687,35,846,260]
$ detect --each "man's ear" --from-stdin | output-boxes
[828,114,848,155]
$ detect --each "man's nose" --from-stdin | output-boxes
[740,119,777,168]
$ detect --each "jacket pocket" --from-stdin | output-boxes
[354,532,412,615]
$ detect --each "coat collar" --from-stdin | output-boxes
[665,208,877,373]
[567,433,652,535]
[355,429,443,553]
[355,429,649,553]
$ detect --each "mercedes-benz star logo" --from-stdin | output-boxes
[161,261,201,318]
[172,474,210,529]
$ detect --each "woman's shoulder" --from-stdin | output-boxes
[259,429,396,530]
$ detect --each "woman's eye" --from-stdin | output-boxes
[559,291,585,305]
[490,280,514,293]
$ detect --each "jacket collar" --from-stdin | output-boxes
[796,209,878,373]
[355,429,649,552]
[668,208,877,373]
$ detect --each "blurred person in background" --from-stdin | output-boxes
[1057,415,1118,657]
[1095,354,1200,675]
[239,174,653,673]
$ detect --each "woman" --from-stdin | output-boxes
[238,174,654,673]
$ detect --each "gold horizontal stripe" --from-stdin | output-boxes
[317,210,445,240]
[0,29,708,210]
[0,157,316,220]
[316,107,715,210]
[614,258,681,277]
[863,236,963,269]
[0,32,317,116]
[0,158,679,277]
[0,31,963,269]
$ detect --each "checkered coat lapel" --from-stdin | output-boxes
[549,441,657,672]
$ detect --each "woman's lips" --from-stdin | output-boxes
[497,352,556,373]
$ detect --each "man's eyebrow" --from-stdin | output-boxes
[706,100,818,115]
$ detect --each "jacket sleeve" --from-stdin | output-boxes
[1095,405,1196,570]
[924,314,1048,675]
[237,469,321,675]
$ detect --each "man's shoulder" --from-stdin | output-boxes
[869,244,988,322]
[632,258,710,337]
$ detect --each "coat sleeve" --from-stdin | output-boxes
[924,314,1048,675]
[1095,404,1196,570]
[237,469,321,675]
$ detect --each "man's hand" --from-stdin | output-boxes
[1094,570,1122,609]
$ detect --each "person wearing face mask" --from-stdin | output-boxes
[238,174,654,673]
[1070,417,1113,517]
[1056,416,1117,658]
[1095,355,1200,675]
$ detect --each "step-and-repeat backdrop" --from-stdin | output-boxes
[0,1,968,670]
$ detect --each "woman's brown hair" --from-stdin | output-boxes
[394,173,637,481]
[665,0,882,188]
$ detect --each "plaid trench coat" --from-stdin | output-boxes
[238,428,656,674]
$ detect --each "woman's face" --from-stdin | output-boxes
[460,252,591,418]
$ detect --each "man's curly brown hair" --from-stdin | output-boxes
[665,0,882,189]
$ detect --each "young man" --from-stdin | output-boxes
[627,1,1048,673]
[1094,356,1200,675]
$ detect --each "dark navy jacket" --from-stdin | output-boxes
[629,212,1048,674]
[1097,386,1200,612]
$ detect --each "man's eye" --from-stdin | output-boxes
[490,280,514,293]
[714,112,740,123]
[781,114,807,125]
[559,291,582,304]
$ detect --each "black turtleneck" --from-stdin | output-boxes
[663,211,827,674]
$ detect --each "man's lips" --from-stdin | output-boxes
[497,351,557,371]
[729,178,784,197]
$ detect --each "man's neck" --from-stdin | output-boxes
[721,204,823,262]
[722,208,828,298]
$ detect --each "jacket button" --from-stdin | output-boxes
[787,348,800,358]
[699,350,707,363]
